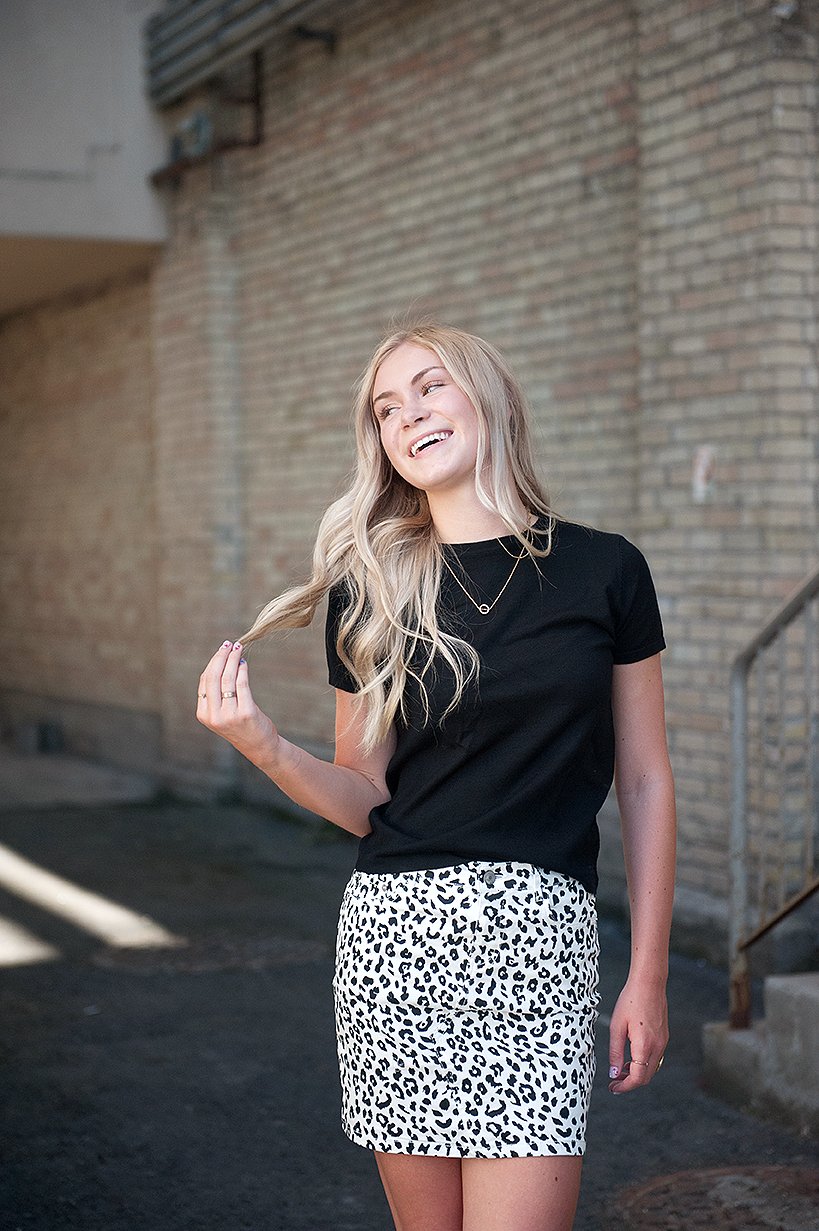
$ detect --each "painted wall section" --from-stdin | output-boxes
[0,0,167,242]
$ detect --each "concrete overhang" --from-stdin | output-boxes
[0,0,168,320]
[0,234,162,321]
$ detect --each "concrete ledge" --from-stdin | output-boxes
[0,746,159,811]
[765,973,819,1093]
[703,973,819,1139]
[0,689,162,777]
[702,1020,766,1108]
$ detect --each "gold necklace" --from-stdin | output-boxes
[441,544,528,614]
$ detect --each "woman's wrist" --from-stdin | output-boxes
[243,725,286,778]
[625,962,669,988]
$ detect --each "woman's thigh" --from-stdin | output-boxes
[373,1151,582,1231]
[461,1155,583,1231]
[374,1152,463,1231]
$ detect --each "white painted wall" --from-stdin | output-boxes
[0,0,168,242]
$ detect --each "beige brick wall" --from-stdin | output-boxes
[0,271,162,769]
[150,186,249,789]
[635,0,819,911]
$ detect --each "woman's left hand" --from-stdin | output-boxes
[607,974,669,1094]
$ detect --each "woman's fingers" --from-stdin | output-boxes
[197,642,229,708]
[608,1013,627,1086]
[218,642,243,704]
[235,656,252,708]
[197,641,243,713]
[196,641,278,766]
[609,1028,668,1092]
[609,1050,660,1094]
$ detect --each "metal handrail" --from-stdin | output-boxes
[729,561,819,1028]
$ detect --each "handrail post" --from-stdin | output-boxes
[729,657,751,1028]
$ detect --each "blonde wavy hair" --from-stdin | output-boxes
[238,320,563,752]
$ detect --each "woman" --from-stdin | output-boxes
[197,321,676,1231]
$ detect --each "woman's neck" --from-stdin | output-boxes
[428,491,532,544]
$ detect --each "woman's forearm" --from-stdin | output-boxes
[253,733,382,837]
[617,771,677,982]
[196,646,384,836]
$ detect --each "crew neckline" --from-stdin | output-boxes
[441,514,549,556]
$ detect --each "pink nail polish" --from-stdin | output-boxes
[609,1066,619,1079]
[233,641,242,650]
[222,641,232,648]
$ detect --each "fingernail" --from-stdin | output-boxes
[609,1066,620,1079]
[239,658,247,665]
[233,641,242,651]
[222,641,232,648]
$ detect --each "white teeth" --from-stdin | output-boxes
[410,431,452,458]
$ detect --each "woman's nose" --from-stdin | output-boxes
[401,397,429,426]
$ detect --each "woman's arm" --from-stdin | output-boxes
[197,641,394,836]
[607,651,677,1093]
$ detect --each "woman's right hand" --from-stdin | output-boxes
[196,640,280,768]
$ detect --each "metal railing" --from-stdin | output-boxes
[729,562,819,1028]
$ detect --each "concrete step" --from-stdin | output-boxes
[765,973,819,1094]
[702,972,819,1137]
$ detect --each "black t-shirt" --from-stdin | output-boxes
[324,517,666,894]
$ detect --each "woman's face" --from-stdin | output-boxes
[371,342,481,496]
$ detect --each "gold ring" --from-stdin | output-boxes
[656,1054,665,1072]
[221,691,237,699]
[631,1060,650,1067]
[199,693,207,699]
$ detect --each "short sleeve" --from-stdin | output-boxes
[613,536,666,664]
[325,583,359,693]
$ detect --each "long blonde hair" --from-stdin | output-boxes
[238,320,563,752]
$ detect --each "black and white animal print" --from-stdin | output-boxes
[333,861,600,1158]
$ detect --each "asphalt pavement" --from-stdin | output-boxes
[0,784,816,1230]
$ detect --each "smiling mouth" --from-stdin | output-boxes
[409,431,453,458]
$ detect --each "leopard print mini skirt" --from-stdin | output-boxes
[332,860,600,1158]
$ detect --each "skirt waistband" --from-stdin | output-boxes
[346,861,592,904]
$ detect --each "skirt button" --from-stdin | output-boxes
[483,870,498,887]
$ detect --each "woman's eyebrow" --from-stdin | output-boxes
[372,366,445,406]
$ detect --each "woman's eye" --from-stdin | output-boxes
[375,381,443,420]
